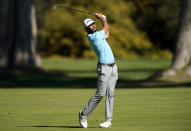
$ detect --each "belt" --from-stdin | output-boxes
[98,63,115,67]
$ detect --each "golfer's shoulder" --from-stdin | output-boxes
[96,30,104,35]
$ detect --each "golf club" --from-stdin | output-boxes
[53,4,96,16]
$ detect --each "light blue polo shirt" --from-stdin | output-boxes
[87,30,115,64]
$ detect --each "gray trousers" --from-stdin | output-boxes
[81,64,118,121]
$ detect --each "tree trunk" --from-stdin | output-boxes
[0,0,41,69]
[162,0,191,76]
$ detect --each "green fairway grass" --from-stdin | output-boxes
[0,58,191,131]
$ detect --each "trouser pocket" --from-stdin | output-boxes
[97,65,110,82]
[112,64,118,80]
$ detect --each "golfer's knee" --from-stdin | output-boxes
[108,90,114,97]
[109,93,114,97]
[95,92,105,99]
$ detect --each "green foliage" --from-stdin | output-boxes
[36,0,177,58]
[130,0,180,50]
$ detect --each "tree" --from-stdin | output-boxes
[38,0,154,58]
[0,0,41,69]
[161,0,191,76]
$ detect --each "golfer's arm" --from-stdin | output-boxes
[100,18,109,39]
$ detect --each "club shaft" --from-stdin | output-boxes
[57,5,96,16]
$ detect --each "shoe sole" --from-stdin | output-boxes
[99,125,112,128]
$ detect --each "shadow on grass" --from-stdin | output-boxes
[19,125,97,128]
[19,125,81,128]
[0,68,191,88]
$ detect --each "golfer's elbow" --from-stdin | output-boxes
[105,32,109,39]
[106,24,109,32]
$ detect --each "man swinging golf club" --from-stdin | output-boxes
[79,13,118,128]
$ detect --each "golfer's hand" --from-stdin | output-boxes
[96,13,104,20]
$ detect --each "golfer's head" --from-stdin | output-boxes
[83,18,96,34]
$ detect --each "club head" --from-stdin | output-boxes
[53,4,58,10]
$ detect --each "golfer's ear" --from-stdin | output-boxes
[86,28,90,33]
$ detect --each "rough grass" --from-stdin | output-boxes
[0,58,191,131]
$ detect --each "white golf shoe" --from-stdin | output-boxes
[79,111,87,128]
[99,121,112,128]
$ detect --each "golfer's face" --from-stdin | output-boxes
[88,23,96,32]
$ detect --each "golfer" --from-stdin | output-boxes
[79,13,118,128]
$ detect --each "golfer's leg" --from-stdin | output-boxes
[105,76,117,121]
[81,80,107,116]
[105,65,118,121]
